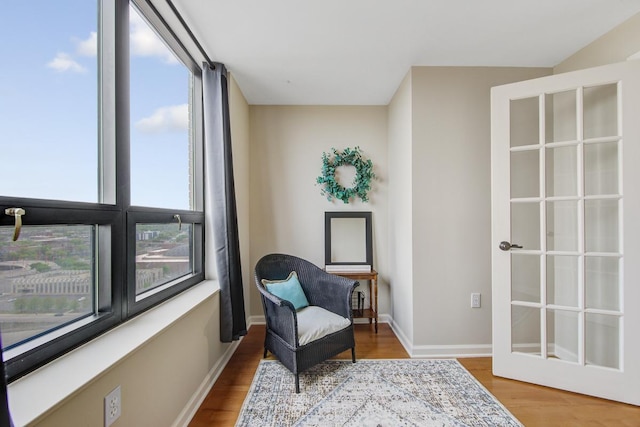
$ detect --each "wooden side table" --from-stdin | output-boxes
[330,270,378,333]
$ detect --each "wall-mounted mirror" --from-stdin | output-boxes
[325,211,372,269]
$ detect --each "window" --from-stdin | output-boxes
[0,225,94,349]
[0,2,99,203]
[129,5,194,211]
[135,223,193,294]
[0,0,204,380]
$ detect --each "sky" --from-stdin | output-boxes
[0,1,191,210]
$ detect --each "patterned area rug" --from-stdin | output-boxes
[235,359,522,427]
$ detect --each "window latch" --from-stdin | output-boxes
[5,207,26,241]
[173,214,182,231]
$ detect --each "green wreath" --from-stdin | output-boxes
[316,146,376,203]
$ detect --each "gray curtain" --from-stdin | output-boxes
[203,63,247,342]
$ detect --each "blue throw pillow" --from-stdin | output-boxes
[262,271,310,310]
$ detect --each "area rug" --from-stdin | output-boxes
[235,359,522,426]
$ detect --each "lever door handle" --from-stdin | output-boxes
[5,207,26,241]
[499,241,522,251]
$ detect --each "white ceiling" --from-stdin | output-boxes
[172,0,640,105]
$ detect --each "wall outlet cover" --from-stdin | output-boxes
[471,293,481,308]
[105,385,121,427]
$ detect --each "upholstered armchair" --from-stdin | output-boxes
[254,253,358,393]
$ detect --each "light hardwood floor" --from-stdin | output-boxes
[189,324,640,426]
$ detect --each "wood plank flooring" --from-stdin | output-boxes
[189,324,640,426]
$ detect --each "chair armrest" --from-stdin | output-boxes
[304,273,357,319]
[258,284,295,308]
[256,284,299,346]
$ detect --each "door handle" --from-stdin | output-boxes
[5,207,26,241]
[499,241,523,251]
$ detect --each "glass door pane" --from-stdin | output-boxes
[545,145,577,197]
[586,313,620,369]
[585,199,619,253]
[545,90,577,143]
[511,97,539,147]
[511,202,540,250]
[511,150,539,198]
[546,201,578,251]
[512,306,541,355]
[584,84,618,139]
[585,256,620,311]
[547,309,579,363]
[546,255,578,307]
[512,254,540,303]
[584,142,619,196]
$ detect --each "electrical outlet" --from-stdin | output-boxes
[471,293,481,308]
[105,385,121,427]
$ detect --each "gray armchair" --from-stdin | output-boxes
[254,253,357,393]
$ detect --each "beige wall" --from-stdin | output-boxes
[409,66,551,351]
[387,72,414,343]
[249,106,389,318]
[33,294,227,427]
[555,12,640,74]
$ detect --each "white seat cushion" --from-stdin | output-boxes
[296,306,351,346]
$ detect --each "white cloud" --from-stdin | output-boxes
[135,104,189,133]
[76,32,98,57]
[130,8,178,64]
[46,53,87,73]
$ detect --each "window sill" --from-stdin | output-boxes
[7,280,220,427]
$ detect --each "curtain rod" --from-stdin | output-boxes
[144,0,198,68]
[165,0,215,69]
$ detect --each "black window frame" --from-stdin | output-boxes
[0,0,205,381]
[126,209,204,316]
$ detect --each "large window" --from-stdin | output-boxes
[0,0,204,380]
[0,225,94,349]
[0,1,99,203]
[129,5,194,210]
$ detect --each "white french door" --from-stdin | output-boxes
[491,60,640,405]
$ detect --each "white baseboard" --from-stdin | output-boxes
[388,317,413,355]
[256,313,492,358]
[172,338,241,427]
[389,317,492,358]
[411,343,492,358]
[248,314,266,325]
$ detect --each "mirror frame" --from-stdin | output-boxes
[324,211,372,266]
